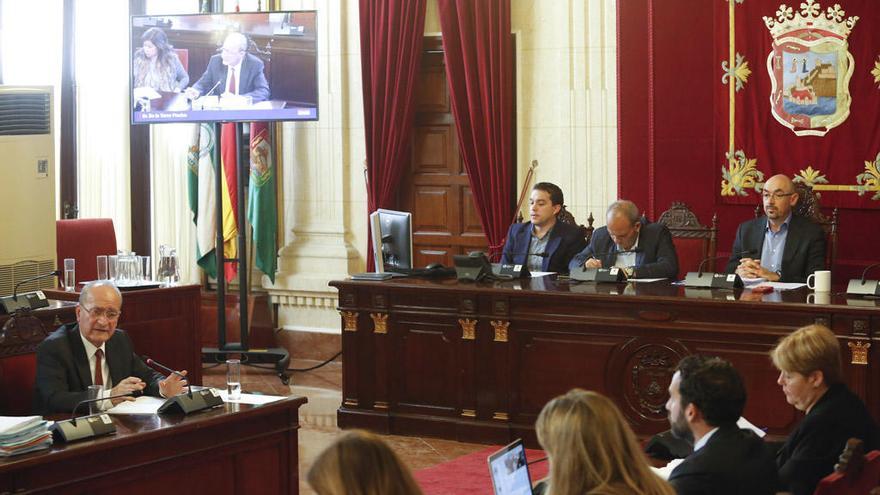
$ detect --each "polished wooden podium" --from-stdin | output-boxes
[331,276,879,444]
[0,396,307,494]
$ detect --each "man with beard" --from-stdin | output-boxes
[725,174,826,283]
[664,355,777,495]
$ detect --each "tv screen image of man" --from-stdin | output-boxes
[184,32,270,104]
[664,355,778,495]
[33,281,188,415]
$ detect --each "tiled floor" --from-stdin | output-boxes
[202,358,487,494]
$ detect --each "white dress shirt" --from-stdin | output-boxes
[79,332,113,410]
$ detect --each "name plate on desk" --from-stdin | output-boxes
[570,266,626,283]
[683,272,744,290]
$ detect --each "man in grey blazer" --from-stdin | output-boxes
[725,174,826,283]
[185,32,270,103]
[33,281,188,415]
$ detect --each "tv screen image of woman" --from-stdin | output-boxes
[132,27,188,94]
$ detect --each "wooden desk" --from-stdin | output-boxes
[330,277,879,445]
[44,285,202,385]
[0,396,307,494]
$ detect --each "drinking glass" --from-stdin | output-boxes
[87,384,104,415]
[63,258,76,292]
[108,255,118,281]
[96,255,108,281]
[226,359,241,401]
[138,256,151,281]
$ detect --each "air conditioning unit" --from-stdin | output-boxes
[0,86,56,298]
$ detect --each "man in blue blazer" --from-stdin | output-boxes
[569,200,679,279]
[185,32,270,103]
[500,182,587,275]
[725,174,826,283]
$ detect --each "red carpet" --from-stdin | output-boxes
[415,446,548,494]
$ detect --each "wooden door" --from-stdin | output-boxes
[399,37,489,268]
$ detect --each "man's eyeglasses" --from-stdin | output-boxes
[81,305,121,320]
[761,191,795,201]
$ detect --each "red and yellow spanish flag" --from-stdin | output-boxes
[220,122,239,282]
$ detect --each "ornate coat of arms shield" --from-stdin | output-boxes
[764,1,858,136]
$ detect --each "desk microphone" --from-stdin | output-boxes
[846,262,880,296]
[696,250,756,276]
[52,392,134,443]
[70,392,135,424]
[144,357,190,396]
[144,357,222,415]
[0,270,60,314]
[202,79,223,98]
[13,270,60,301]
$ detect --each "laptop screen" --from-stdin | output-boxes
[488,439,534,495]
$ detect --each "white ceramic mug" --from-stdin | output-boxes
[807,270,831,292]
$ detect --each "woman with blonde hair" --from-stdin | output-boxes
[306,430,423,495]
[535,389,674,495]
[771,324,880,495]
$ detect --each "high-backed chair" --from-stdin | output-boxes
[56,218,118,284]
[813,438,880,495]
[754,182,839,269]
[0,313,50,415]
[557,206,595,245]
[657,202,717,280]
[174,48,189,72]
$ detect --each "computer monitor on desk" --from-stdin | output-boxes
[370,209,413,273]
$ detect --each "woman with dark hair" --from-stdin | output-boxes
[132,27,188,92]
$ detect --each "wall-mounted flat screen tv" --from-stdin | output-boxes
[130,11,318,124]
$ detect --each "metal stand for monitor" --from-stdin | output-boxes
[201,122,290,385]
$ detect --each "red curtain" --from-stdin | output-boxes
[438,0,514,260]
[359,0,427,270]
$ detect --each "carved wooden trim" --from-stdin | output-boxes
[491,320,509,342]
[848,341,870,365]
[340,311,358,332]
[853,319,869,335]
[459,318,477,340]
[461,409,476,418]
[370,313,389,334]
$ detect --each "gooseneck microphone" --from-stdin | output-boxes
[70,392,135,424]
[204,78,223,97]
[144,356,190,397]
[13,270,61,301]
[696,250,756,276]
[860,262,880,284]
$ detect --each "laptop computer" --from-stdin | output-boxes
[487,439,534,495]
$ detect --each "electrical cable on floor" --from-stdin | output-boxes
[243,350,342,373]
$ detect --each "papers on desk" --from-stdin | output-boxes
[0,416,52,456]
[651,458,684,480]
[107,396,166,415]
[218,390,286,405]
[627,278,667,283]
[754,281,807,291]
[528,271,554,278]
[736,415,766,437]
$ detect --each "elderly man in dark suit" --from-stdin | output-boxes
[725,174,826,283]
[500,182,587,275]
[568,200,679,279]
[665,355,778,495]
[33,281,187,415]
[184,32,270,103]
